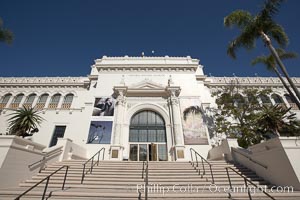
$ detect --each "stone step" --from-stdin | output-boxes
[21,179,269,187]
[2,189,299,200]
[32,174,263,181]
[34,173,260,179]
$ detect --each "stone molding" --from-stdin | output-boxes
[0,77,89,87]
[205,76,300,87]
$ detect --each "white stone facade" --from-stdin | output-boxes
[0,56,299,161]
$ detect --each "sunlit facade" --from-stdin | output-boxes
[0,56,299,161]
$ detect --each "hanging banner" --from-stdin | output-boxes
[180,98,209,145]
[87,121,113,144]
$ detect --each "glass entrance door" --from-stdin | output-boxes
[129,110,168,161]
[129,143,167,161]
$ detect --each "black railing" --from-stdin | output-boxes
[232,149,268,169]
[139,160,148,200]
[28,149,63,172]
[81,147,105,183]
[225,167,275,200]
[15,165,69,200]
[190,148,215,184]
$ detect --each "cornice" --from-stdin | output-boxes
[204,76,300,87]
[0,77,89,87]
[92,56,200,72]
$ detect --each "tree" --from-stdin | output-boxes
[257,104,300,137]
[7,106,44,137]
[251,48,300,109]
[213,85,300,148]
[213,87,270,148]
[0,17,13,44]
[224,0,300,103]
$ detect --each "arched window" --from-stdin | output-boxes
[271,94,284,104]
[61,94,74,109]
[233,93,244,107]
[24,94,37,108]
[129,110,167,161]
[271,94,286,108]
[284,94,299,110]
[36,94,49,109]
[49,94,61,109]
[129,110,166,142]
[38,94,49,103]
[10,94,24,108]
[259,94,271,105]
[0,94,12,109]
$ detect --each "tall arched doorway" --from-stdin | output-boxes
[129,110,167,161]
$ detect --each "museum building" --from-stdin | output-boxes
[0,56,299,162]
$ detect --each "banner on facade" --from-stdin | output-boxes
[92,97,115,116]
[87,121,113,144]
[180,98,209,145]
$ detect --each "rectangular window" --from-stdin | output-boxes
[148,130,156,142]
[139,130,147,142]
[50,126,66,147]
[158,144,167,161]
[139,144,147,161]
[157,130,166,142]
[129,129,139,142]
[129,144,138,161]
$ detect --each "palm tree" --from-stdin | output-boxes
[251,48,300,109]
[224,0,300,102]
[7,106,44,137]
[0,17,13,44]
[183,106,203,121]
[257,104,298,136]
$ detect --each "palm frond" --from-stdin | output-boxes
[259,0,284,21]
[266,23,289,47]
[251,48,297,72]
[279,52,298,60]
[7,106,44,136]
[227,29,256,59]
[183,106,203,121]
[224,10,253,29]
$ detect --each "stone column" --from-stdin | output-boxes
[166,86,185,160]
[111,86,127,160]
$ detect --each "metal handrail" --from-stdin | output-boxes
[225,167,275,200]
[139,160,148,200]
[190,148,215,183]
[81,147,105,183]
[28,149,63,171]
[15,165,69,200]
[232,149,268,169]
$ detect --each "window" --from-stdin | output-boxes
[271,94,284,104]
[61,94,74,109]
[50,94,61,104]
[13,94,24,104]
[0,94,12,109]
[36,94,49,110]
[50,126,66,147]
[10,94,24,108]
[38,94,49,103]
[49,94,61,109]
[25,94,36,104]
[129,110,166,143]
[284,94,299,110]
[259,94,271,104]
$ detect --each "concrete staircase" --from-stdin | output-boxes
[0,160,299,199]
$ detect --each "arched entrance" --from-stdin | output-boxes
[129,110,167,161]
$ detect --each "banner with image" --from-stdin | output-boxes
[180,98,208,145]
[87,121,113,144]
[92,97,115,116]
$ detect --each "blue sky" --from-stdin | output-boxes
[0,0,300,77]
